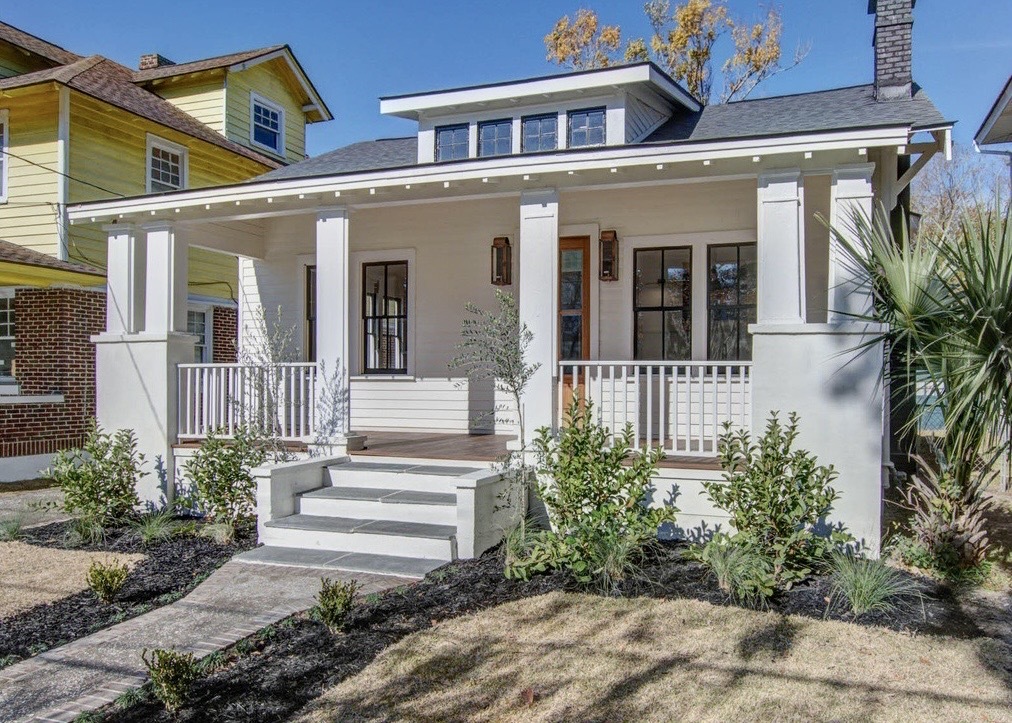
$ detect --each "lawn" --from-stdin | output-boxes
[298,590,1012,723]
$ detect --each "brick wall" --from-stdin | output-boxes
[872,0,913,100]
[0,288,105,458]
[211,305,237,363]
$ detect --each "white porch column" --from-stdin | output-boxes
[518,189,559,446]
[828,163,875,321]
[104,224,145,333]
[757,169,806,324]
[314,207,359,450]
[93,221,194,507]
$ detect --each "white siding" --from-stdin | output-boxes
[625,93,668,143]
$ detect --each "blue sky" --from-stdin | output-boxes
[7,1,1011,155]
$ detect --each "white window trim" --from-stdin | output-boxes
[349,248,416,378]
[249,91,286,157]
[0,109,9,204]
[146,133,189,194]
[186,304,213,363]
[0,287,15,381]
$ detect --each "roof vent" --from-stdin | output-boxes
[139,54,176,71]
[868,0,914,101]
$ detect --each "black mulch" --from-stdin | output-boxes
[0,520,255,668]
[101,541,980,723]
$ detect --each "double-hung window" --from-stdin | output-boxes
[0,292,13,378]
[0,109,8,203]
[147,135,187,193]
[634,247,692,360]
[707,243,757,361]
[187,309,211,363]
[250,92,285,155]
[362,261,408,374]
[434,124,469,162]
[521,113,557,152]
[568,107,606,148]
[305,265,317,362]
[478,119,511,157]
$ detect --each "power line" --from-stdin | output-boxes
[0,148,126,198]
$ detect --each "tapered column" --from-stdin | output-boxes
[518,189,559,445]
[757,169,806,324]
[104,224,145,333]
[828,164,875,321]
[314,207,353,445]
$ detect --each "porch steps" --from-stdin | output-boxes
[298,486,456,525]
[234,545,446,579]
[262,514,456,559]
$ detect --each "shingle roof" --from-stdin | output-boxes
[253,83,950,183]
[0,239,103,277]
[0,56,282,169]
[0,20,81,66]
[132,45,285,82]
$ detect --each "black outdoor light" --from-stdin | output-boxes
[491,236,512,285]
[599,229,618,281]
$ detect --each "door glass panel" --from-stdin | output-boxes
[634,247,692,361]
[560,249,584,311]
[663,249,691,308]
[635,311,663,359]
[560,314,583,361]
[635,249,663,308]
[664,310,691,359]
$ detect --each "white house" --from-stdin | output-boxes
[67,0,950,577]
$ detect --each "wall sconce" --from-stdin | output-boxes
[599,230,618,281]
[491,236,512,285]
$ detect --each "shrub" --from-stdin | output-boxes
[693,536,775,608]
[199,520,236,546]
[48,424,143,527]
[67,517,106,547]
[141,648,200,713]
[829,552,921,617]
[508,401,676,591]
[128,510,178,546]
[183,426,268,526]
[703,412,849,589]
[87,559,130,603]
[312,577,360,633]
[0,514,23,542]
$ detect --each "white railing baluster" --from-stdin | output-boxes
[645,365,653,452]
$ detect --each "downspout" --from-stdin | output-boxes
[56,86,70,261]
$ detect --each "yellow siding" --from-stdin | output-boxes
[225,58,306,163]
[148,72,227,134]
[67,92,272,299]
[0,85,60,256]
[0,43,54,78]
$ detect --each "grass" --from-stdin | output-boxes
[296,591,1012,723]
[828,552,922,618]
[128,510,179,545]
[0,514,24,541]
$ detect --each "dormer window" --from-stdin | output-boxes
[568,107,606,148]
[250,92,285,155]
[435,124,469,162]
[478,119,512,157]
[522,113,557,153]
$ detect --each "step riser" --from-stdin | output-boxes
[297,496,457,525]
[326,468,463,493]
[261,527,455,559]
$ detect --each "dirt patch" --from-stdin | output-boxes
[298,591,1012,723]
[0,542,143,619]
[0,485,67,529]
[0,479,57,493]
[0,520,255,667]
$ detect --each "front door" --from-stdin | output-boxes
[559,236,590,415]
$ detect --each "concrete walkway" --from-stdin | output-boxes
[0,559,412,723]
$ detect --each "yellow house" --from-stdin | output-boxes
[0,20,331,480]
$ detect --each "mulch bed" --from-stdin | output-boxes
[100,542,981,723]
[0,519,255,668]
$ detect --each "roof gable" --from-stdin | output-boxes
[0,20,80,66]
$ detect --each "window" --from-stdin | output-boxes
[250,92,285,155]
[435,124,469,162]
[707,243,757,361]
[634,247,691,360]
[0,293,13,378]
[478,119,512,157]
[306,265,317,362]
[362,261,408,374]
[0,109,8,203]
[568,107,606,148]
[187,309,210,363]
[522,113,557,153]
[147,135,187,193]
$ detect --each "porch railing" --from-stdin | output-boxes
[177,363,318,442]
[557,361,753,457]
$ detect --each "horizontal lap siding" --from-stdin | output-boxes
[350,378,514,433]
[0,86,59,256]
[151,73,226,134]
[225,60,306,163]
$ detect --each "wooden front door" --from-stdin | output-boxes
[559,236,590,415]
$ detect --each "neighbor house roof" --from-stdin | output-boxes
[0,20,81,66]
[0,239,104,287]
[258,82,950,183]
[0,55,283,168]
[975,74,1012,146]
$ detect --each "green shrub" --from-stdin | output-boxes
[182,426,267,526]
[141,648,200,713]
[312,577,360,633]
[199,520,236,546]
[47,424,143,527]
[87,559,129,603]
[0,514,23,542]
[67,517,107,547]
[829,552,921,617]
[703,412,849,589]
[128,510,178,546]
[692,536,775,608]
[506,401,676,591]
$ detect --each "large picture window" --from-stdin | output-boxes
[707,243,757,361]
[362,261,408,374]
[634,247,691,360]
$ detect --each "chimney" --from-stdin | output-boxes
[138,54,176,71]
[868,0,914,101]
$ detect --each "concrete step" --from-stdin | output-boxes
[326,460,483,493]
[234,545,446,580]
[262,514,456,559]
[297,486,457,525]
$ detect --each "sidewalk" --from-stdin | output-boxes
[0,559,411,723]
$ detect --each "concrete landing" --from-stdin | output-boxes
[235,545,446,578]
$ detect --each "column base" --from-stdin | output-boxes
[308,433,366,458]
